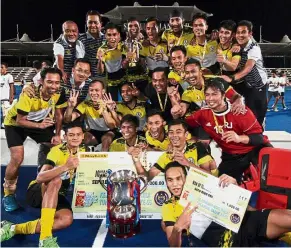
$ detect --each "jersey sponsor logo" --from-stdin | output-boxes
[154,191,169,206]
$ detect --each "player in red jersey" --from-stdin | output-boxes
[172,77,272,182]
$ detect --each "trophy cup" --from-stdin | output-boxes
[99,169,147,238]
[125,39,141,67]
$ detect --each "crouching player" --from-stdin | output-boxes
[1,122,88,247]
[162,162,291,247]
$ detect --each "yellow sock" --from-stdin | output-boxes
[39,208,56,241]
[14,219,39,235]
[280,232,291,245]
[4,188,11,197]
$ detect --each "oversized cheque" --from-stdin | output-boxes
[72,152,170,219]
[179,167,252,233]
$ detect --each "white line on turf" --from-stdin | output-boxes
[92,219,108,247]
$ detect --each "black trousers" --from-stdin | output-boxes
[234,84,267,127]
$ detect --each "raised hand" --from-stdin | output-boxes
[97,49,105,61]
[174,202,197,232]
[102,92,116,111]
[68,89,79,108]
[38,117,55,129]
[131,83,140,97]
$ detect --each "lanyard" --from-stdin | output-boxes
[212,111,227,134]
[125,136,139,151]
[157,92,168,111]
[198,40,208,66]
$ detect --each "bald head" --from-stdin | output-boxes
[62,21,78,43]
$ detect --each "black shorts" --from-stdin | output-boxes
[218,152,252,183]
[280,92,285,97]
[268,91,279,98]
[201,209,271,247]
[89,129,117,144]
[5,125,54,148]
[26,183,72,211]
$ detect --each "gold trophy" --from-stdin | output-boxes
[126,39,141,67]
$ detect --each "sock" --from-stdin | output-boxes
[4,188,11,197]
[3,178,18,196]
[280,232,291,245]
[39,208,56,240]
[14,219,39,235]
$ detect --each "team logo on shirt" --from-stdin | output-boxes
[66,50,71,55]
[154,191,169,206]
[136,112,142,118]
[183,40,188,47]
[209,46,215,52]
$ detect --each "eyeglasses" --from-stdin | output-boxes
[75,69,90,76]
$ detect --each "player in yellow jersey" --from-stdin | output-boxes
[162,161,291,247]
[145,110,169,151]
[116,82,146,132]
[162,10,193,51]
[140,17,169,76]
[1,122,88,247]
[168,46,189,90]
[64,80,118,151]
[132,119,216,181]
[186,13,219,75]
[109,114,147,152]
[171,58,244,119]
[2,68,66,212]
[216,20,241,76]
[97,23,126,101]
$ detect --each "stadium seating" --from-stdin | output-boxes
[266,68,291,81]
[7,67,36,84]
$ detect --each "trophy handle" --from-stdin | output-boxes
[138,175,148,194]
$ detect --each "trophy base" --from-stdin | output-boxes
[108,209,140,239]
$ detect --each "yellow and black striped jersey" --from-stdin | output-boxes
[145,129,170,151]
[116,101,146,131]
[217,43,241,75]
[76,100,110,131]
[186,39,218,68]
[162,196,184,227]
[154,141,213,172]
[97,42,124,74]
[4,87,66,126]
[168,70,189,90]
[29,143,88,194]
[109,135,147,152]
[161,27,194,50]
[140,40,169,71]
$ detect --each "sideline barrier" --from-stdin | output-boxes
[1,130,291,166]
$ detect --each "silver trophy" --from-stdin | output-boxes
[99,169,147,238]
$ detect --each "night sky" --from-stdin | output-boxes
[1,0,291,42]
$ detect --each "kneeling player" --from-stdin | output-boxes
[1,122,88,247]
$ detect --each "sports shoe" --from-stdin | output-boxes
[2,195,19,212]
[39,236,60,248]
[283,107,288,110]
[274,108,279,112]
[0,221,15,242]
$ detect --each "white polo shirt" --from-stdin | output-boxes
[0,73,14,101]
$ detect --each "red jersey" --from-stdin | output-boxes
[186,102,269,154]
